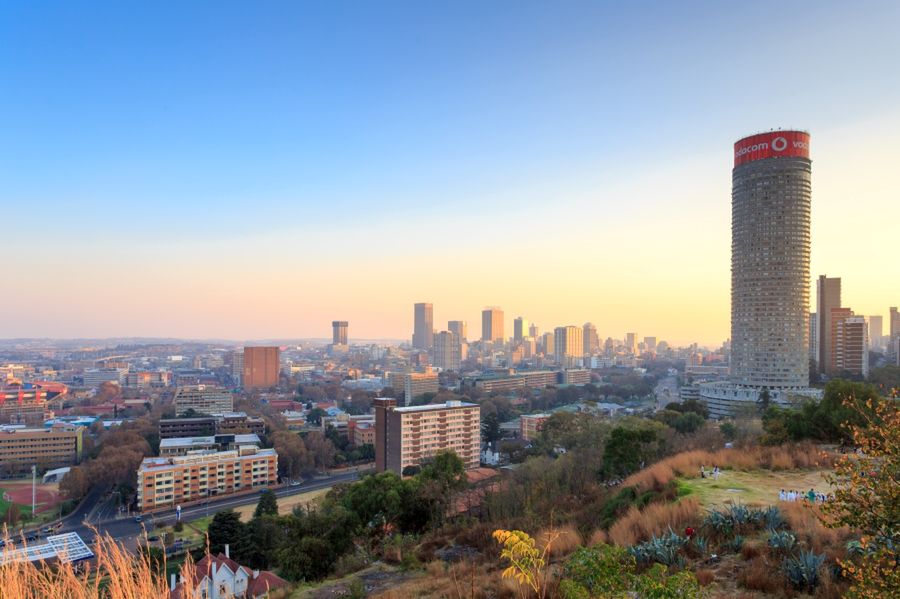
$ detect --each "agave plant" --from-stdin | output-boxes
[692,536,709,556]
[784,550,825,590]
[767,529,797,552]
[727,535,745,553]
[628,529,688,567]
[761,506,785,530]
[703,509,734,535]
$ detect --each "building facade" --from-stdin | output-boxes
[816,275,841,371]
[554,326,583,368]
[868,315,883,350]
[242,346,280,389]
[433,331,461,371]
[835,316,869,378]
[412,303,434,350]
[389,370,440,406]
[136,445,277,512]
[448,320,467,342]
[520,413,550,441]
[481,307,504,343]
[332,321,349,345]
[173,385,234,415]
[0,424,83,474]
[374,398,480,474]
[513,317,529,342]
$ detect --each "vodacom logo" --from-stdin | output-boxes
[771,136,788,152]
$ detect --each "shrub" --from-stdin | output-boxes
[727,535,745,553]
[737,556,784,593]
[780,501,852,553]
[695,568,715,586]
[536,524,582,558]
[784,550,826,590]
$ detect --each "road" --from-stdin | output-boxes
[654,375,679,411]
[50,470,364,549]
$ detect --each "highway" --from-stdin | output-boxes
[47,470,365,549]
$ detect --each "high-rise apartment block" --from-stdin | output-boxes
[173,385,234,415]
[828,307,854,374]
[482,307,504,343]
[702,130,818,416]
[816,276,842,371]
[809,313,818,363]
[242,346,280,389]
[136,445,277,512]
[583,323,599,355]
[835,316,869,378]
[374,398,480,474]
[513,317,529,342]
[412,303,434,350]
[448,320,467,341]
[433,331,461,372]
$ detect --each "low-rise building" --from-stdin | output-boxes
[519,413,550,441]
[159,417,217,439]
[158,433,262,456]
[173,385,234,415]
[348,420,376,447]
[136,445,277,512]
[561,369,591,385]
[374,398,480,474]
[0,423,83,474]
[124,371,172,388]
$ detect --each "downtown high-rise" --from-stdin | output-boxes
[412,303,434,350]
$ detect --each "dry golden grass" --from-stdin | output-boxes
[778,501,853,553]
[607,498,700,546]
[695,568,715,586]
[535,524,582,558]
[622,443,833,492]
[0,527,199,599]
[588,529,608,546]
[736,555,784,594]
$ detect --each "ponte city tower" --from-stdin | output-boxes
[702,130,820,416]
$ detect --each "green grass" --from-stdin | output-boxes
[676,469,832,507]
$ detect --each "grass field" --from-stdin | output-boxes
[0,481,62,525]
[232,488,329,522]
[677,469,832,507]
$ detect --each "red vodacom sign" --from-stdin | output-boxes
[734,131,810,167]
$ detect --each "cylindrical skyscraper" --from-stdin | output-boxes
[730,130,811,389]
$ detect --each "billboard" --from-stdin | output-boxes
[734,131,810,167]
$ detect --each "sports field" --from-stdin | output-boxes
[677,469,832,507]
[0,481,62,522]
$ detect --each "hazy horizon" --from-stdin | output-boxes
[3,2,898,346]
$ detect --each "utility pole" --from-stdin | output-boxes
[31,465,36,517]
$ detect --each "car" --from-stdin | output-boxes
[290,480,302,486]
[134,515,143,523]
[25,534,38,541]
[147,535,159,542]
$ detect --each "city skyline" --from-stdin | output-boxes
[3,2,899,345]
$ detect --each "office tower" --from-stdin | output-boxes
[482,307,504,343]
[529,324,540,338]
[448,320,467,341]
[332,321,348,345]
[433,331,461,371]
[891,307,900,346]
[836,316,869,378]
[583,323,599,355]
[412,303,434,350]
[868,315,883,349]
[730,131,811,388]
[625,333,637,355]
[809,313,818,363]
[541,332,555,357]
[604,337,614,356]
[374,398,480,474]
[242,346,281,389]
[173,385,234,415]
[643,336,657,352]
[554,326,583,368]
[816,276,842,370]
[513,317,529,342]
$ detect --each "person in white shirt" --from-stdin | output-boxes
[779,489,786,501]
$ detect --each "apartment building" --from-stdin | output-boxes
[389,371,439,406]
[374,398,480,474]
[0,424,83,474]
[158,433,261,457]
[520,413,550,441]
[136,445,277,512]
[123,371,172,388]
[561,369,591,385]
[173,385,234,415]
[159,412,264,439]
[835,316,869,378]
[242,346,281,389]
[469,370,559,394]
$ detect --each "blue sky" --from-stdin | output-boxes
[2,2,899,342]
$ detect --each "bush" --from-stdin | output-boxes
[608,498,699,546]
[738,556,784,593]
[173,521,184,533]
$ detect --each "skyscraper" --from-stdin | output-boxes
[702,130,818,416]
[448,320,467,342]
[828,307,854,374]
[332,321,348,345]
[433,331,461,371]
[816,275,841,370]
[482,307,504,343]
[583,323,599,355]
[554,326,583,368]
[242,346,281,389]
[541,332,555,357]
[528,324,540,339]
[412,303,434,350]
[868,315,883,350]
[643,336,657,352]
[891,307,900,347]
[625,332,637,355]
[513,317,529,342]
[836,316,869,378]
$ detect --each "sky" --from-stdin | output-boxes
[2,1,899,346]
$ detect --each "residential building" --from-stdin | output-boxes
[0,424,83,474]
[123,371,172,388]
[828,307,854,374]
[433,331,461,371]
[809,312,818,364]
[374,398,480,474]
[136,445,278,512]
[173,385,234,415]
[835,316,869,378]
[389,370,439,406]
[348,419,376,447]
[520,413,550,441]
[412,303,434,350]
[82,367,128,387]
[171,550,289,599]
[159,417,217,439]
[583,323,599,355]
[158,433,262,457]
[212,412,266,436]
[891,307,900,347]
[482,307,504,343]
[562,368,591,385]
[469,370,558,394]
[448,320,467,342]
[816,275,842,370]
[0,383,52,425]
[242,346,280,389]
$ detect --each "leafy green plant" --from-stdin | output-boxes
[783,550,825,590]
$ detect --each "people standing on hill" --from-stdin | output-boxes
[779,489,786,501]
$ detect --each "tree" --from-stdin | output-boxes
[303,431,336,470]
[59,466,90,501]
[602,425,659,478]
[822,396,899,598]
[672,412,704,434]
[481,412,502,446]
[305,408,326,426]
[254,489,278,518]
[207,510,245,556]
[3,503,21,525]
[493,529,551,598]
[271,431,312,479]
[757,388,771,415]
